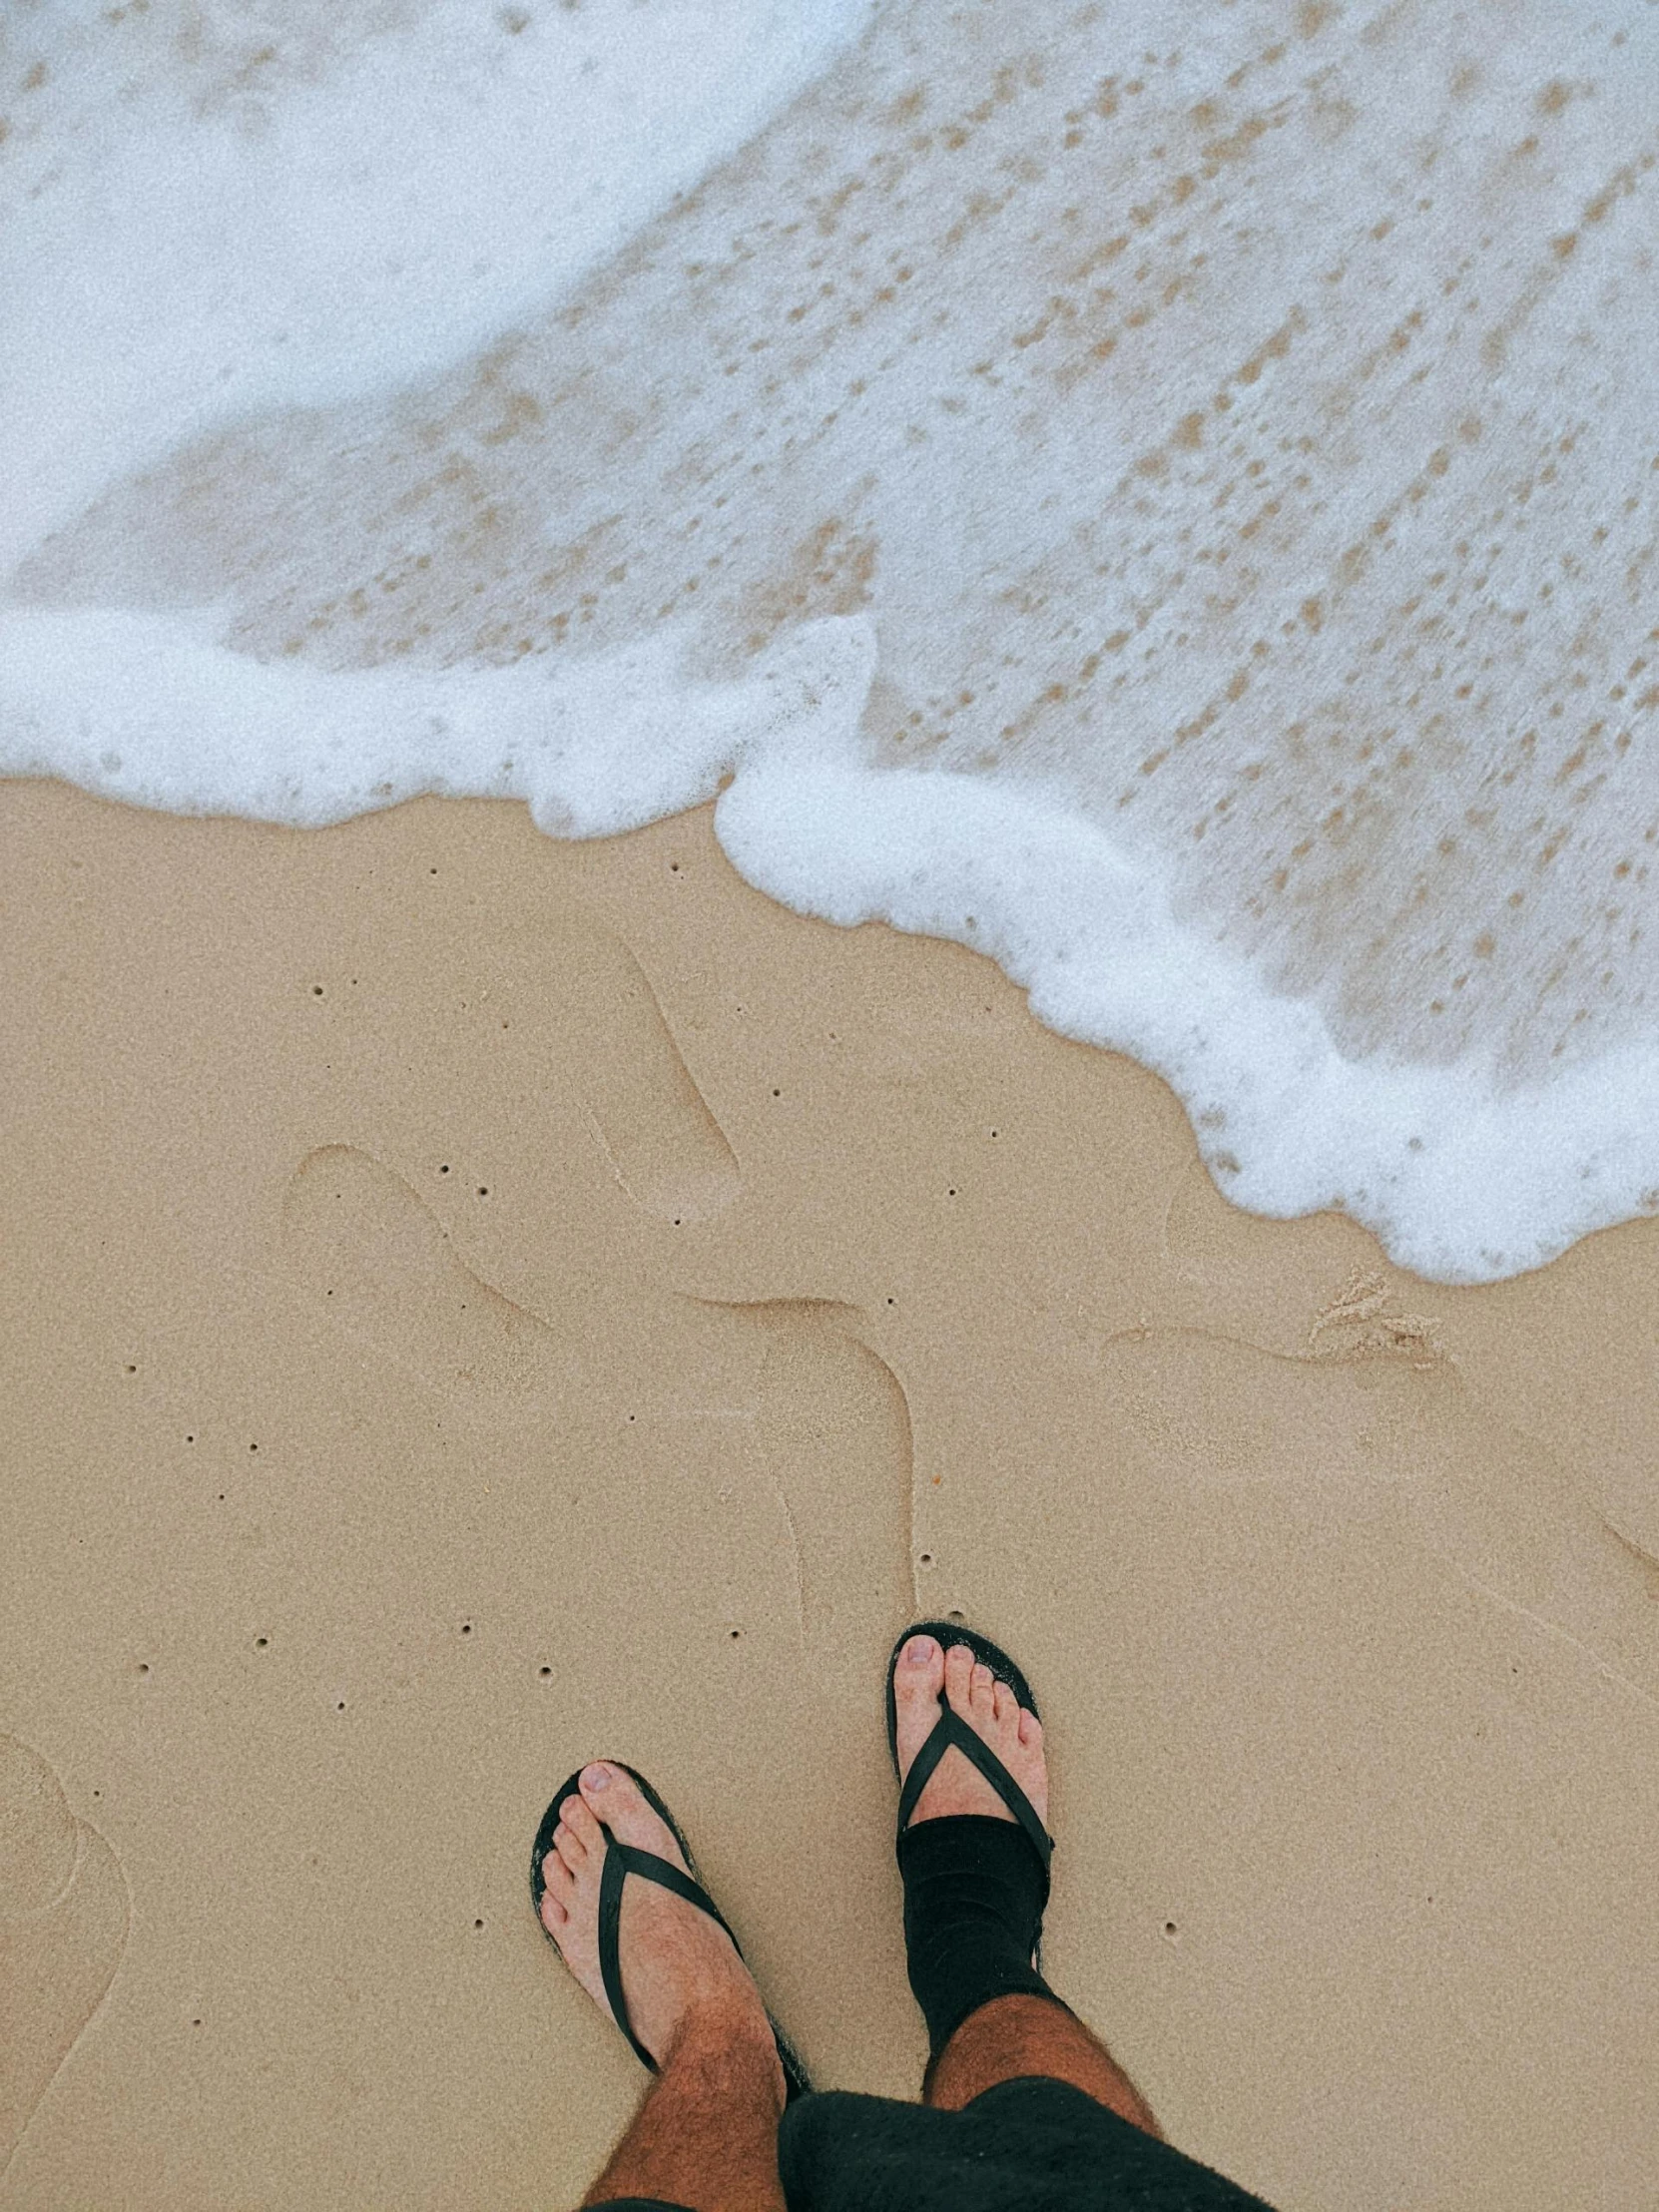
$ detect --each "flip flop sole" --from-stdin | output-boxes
[529,1761,812,2101]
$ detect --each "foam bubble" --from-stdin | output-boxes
[0,602,874,835]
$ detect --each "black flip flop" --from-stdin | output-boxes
[530,1762,812,2102]
[885,1620,1054,1935]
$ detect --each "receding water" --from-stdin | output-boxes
[5,0,1658,1278]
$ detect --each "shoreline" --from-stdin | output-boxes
[3,777,1656,2209]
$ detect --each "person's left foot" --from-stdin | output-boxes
[892,1636,1049,1831]
[539,1763,783,2095]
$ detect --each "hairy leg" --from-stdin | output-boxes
[925,1990,1162,2136]
[581,2002,786,2212]
[538,1763,786,2212]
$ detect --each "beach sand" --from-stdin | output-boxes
[3,774,1657,2210]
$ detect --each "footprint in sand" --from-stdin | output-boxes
[560,921,740,1228]
[281,1151,919,1648]
[283,911,919,1646]
[737,1299,917,1650]
[279,917,739,1405]
[281,916,742,1410]
[281,1143,584,1411]
[0,1735,129,2178]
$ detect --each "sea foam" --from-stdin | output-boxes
[4,0,1658,1282]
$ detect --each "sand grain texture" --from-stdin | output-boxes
[2,779,1656,2208]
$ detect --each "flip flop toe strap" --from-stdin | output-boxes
[596,1836,740,2073]
[896,1705,1054,1876]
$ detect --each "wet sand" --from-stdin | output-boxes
[2,776,1656,2209]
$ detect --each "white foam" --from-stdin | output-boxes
[14,580,1659,1280]
[0,601,874,836]
[7,0,1659,1284]
[718,757,1659,1283]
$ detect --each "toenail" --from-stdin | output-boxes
[905,1636,935,1665]
[582,1764,611,1791]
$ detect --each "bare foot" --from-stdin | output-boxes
[538,1763,782,2097]
[892,1635,1048,1829]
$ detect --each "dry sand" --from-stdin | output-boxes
[3,775,1656,2209]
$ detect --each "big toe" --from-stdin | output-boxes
[892,1633,945,1770]
[578,1763,688,1869]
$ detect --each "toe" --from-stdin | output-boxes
[992,1680,1016,1730]
[1018,1707,1042,1748]
[540,1889,568,1933]
[560,1792,604,1852]
[969,1661,995,1724]
[552,1821,587,1874]
[892,1633,945,1775]
[943,1641,976,1720]
[583,1763,687,1869]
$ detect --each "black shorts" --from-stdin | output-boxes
[595,2072,1279,2211]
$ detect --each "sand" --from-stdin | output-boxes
[3,774,1657,2210]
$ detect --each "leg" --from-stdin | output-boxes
[582,2002,786,2211]
[925,1990,1161,2136]
[891,1637,1162,2139]
[539,1763,787,2212]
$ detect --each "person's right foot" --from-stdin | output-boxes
[892,1635,1049,1829]
[538,1763,781,2093]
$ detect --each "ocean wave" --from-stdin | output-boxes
[5,0,1658,1281]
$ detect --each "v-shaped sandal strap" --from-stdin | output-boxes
[896,1703,1054,1876]
[595,1836,741,2073]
